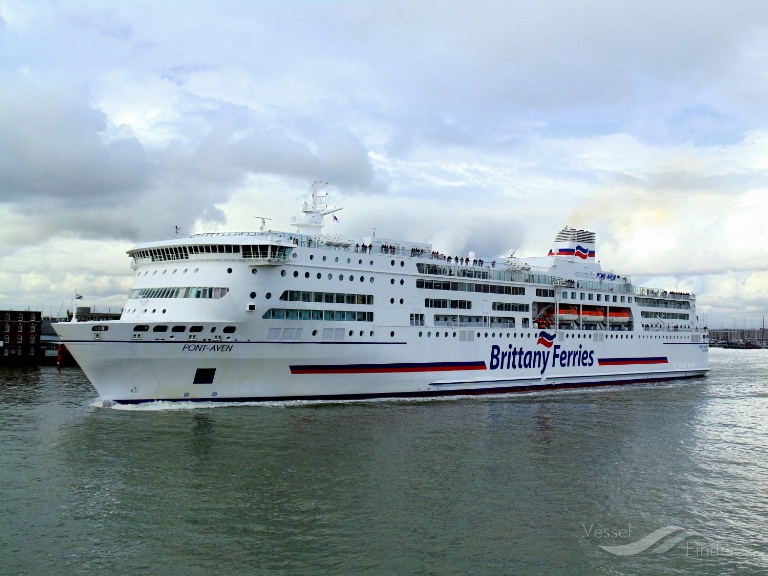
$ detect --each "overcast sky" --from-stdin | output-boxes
[1,0,767,328]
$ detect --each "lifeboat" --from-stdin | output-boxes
[607,310,630,323]
[534,316,554,329]
[581,308,605,322]
[555,307,579,321]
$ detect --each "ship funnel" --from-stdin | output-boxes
[547,226,596,261]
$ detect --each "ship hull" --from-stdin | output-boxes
[54,322,709,404]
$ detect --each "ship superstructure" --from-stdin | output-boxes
[54,185,708,403]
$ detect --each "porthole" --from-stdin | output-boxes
[359,330,364,336]
[312,330,318,336]
[349,330,353,336]
[251,269,257,275]
[400,261,405,267]
[310,255,314,260]
[491,333,495,338]
[162,309,167,314]
[328,273,332,280]
[227,268,233,274]
[485,332,488,338]
[250,292,256,299]
[305,272,310,278]
[391,279,395,285]
[477,333,481,338]
[427,332,431,337]
[266,292,272,299]
[293,271,299,277]
[399,298,404,304]
[317,273,321,279]
[370,261,374,266]
[436,332,439,337]
[369,331,374,337]
[400,279,404,285]
[292,253,297,258]
[339,274,344,280]
[349,275,354,282]
[390,298,395,304]
[322,256,327,261]
[335,257,339,262]
[162,270,167,275]
[390,331,395,337]
[172,269,177,274]
[391,260,395,266]
[194,268,199,273]
[359,259,363,264]
[360,276,364,282]
[370,277,374,283]
[419,331,423,337]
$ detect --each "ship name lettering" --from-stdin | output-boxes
[182,344,233,353]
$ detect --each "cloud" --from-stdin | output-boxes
[0,0,767,327]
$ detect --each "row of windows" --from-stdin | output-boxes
[133,325,236,333]
[433,315,524,328]
[262,309,374,322]
[3,313,39,321]
[133,244,292,262]
[416,279,526,296]
[536,288,555,298]
[279,291,374,305]
[640,311,690,320]
[635,297,691,310]
[424,299,473,309]
[129,287,230,300]
[562,292,631,303]
[3,335,35,343]
[3,347,36,356]
[242,245,292,259]
[4,323,36,332]
[491,302,531,312]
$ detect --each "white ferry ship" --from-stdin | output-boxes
[54,183,709,404]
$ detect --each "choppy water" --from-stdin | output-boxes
[1,348,767,575]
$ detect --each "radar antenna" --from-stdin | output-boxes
[254,216,272,231]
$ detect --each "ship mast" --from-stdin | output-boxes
[289,181,342,235]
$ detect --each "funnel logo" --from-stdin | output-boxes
[536,331,556,348]
[575,245,590,259]
[594,525,700,556]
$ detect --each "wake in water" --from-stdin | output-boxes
[89,378,695,411]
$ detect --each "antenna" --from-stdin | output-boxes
[254,216,272,231]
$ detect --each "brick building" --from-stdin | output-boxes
[1,310,43,365]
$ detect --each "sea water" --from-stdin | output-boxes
[1,347,767,575]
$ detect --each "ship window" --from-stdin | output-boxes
[153,325,168,332]
[172,326,186,332]
[91,325,109,332]
[223,326,236,333]
[189,326,203,332]
[133,325,149,332]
